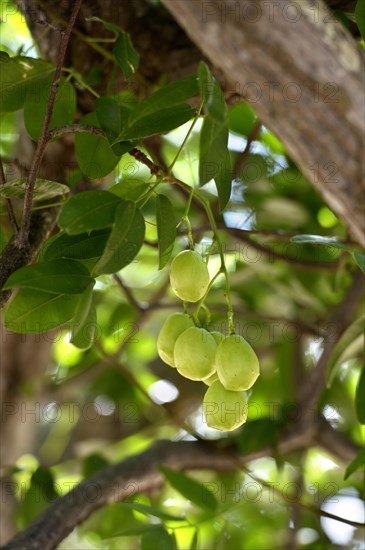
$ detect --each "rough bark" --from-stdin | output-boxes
[1,429,361,550]
[0,432,325,550]
[161,0,365,247]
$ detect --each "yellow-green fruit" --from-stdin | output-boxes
[203,371,219,386]
[202,333,223,385]
[157,313,194,367]
[174,327,216,380]
[216,335,260,391]
[211,331,225,345]
[203,380,248,431]
[169,250,210,303]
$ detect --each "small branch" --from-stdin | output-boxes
[0,156,19,235]
[315,417,361,463]
[233,120,262,178]
[129,148,162,176]
[47,124,105,141]
[226,228,340,271]
[17,0,83,247]
[113,274,144,312]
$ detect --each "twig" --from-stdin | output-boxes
[0,157,19,234]
[17,0,83,247]
[233,120,262,178]
[113,274,144,312]
[129,148,161,176]
[47,124,105,141]
[35,0,114,61]
[225,228,340,271]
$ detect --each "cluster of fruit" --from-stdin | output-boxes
[157,250,260,431]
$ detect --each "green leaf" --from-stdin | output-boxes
[228,102,257,136]
[109,180,149,202]
[355,366,365,424]
[199,115,229,184]
[85,16,122,34]
[5,289,79,333]
[355,0,365,39]
[71,303,96,349]
[141,527,175,550]
[0,56,54,112]
[114,104,196,142]
[290,234,350,250]
[198,62,227,124]
[0,178,69,201]
[82,453,109,478]
[18,466,58,525]
[3,259,94,294]
[43,229,110,261]
[236,419,282,455]
[344,448,365,479]
[156,194,176,269]
[214,148,232,211]
[327,316,365,386]
[0,51,11,62]
[95,97,134,155]
[70,283,96,350]
[190,530,199,550]
[353,250,365,274]
[119,502,184,522]
[96,96,122,143]
[159,467,218,511]
[94,201,145,274]
[130,76,199,122]
[94,200,135,272]
[58,190,121,235]
[113,32,140,79]
[75,113,120,179]
[24,77,76,141]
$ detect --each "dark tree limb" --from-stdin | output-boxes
[161,0,365,247]
[0,206,61,308]
[2,430,361,550]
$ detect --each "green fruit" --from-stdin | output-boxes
[203,380,248,431]
[157,313,194,367]
[211,331,225,345]
[174,327,216,380]
[202,371,218,386]
[202,333,223,385]
[170,250,210,303]
[216,335,260,391]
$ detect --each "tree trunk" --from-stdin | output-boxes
[161,0,365,247]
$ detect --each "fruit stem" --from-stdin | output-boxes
[192,267,222,324]
[194,193,235,335]
[180,187,195,249]
[167,100,204,175]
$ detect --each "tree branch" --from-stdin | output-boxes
[233,120,262,178]
[3,429,361,550]
[47,124,105,141]
[17,0,83,246]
